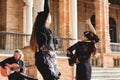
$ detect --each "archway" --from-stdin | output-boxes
[109,17,116,42]
[90,15,117,42]
[91,15,96,29]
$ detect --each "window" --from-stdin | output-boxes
[109,17,116,42]
[91,15,96,29]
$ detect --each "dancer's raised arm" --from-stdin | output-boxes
[37,0,50,30]
[30,0,50,51]
[44,0,49,14]
[86,19,96,34]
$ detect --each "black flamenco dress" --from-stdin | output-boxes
[33,0,60,80]
[67,41,94,80]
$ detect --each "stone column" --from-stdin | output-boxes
[22,0,37,78]
[23,0,33,35]
[77,2,86,39]
[69,0,78,79]
[59,0,69,37]
[69,0,78,44]
[94,0,112,67]
[59,0,70,53]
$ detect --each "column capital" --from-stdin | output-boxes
[23,0,33,7]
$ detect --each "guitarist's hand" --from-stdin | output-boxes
[5,63,20,72]
[5,63,12,68]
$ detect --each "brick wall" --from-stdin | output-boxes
[6,0,24,32]
[0,0,6,31]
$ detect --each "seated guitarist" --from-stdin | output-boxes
[0,49,38,80]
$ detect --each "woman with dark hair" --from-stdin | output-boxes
[30,0,60,80]
[67,19,99,80]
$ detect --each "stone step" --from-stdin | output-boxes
[91,67,120,80]
[92,73,120,76]
[91,78,120,80]
[92,76,120,79]
[92,67,120,70]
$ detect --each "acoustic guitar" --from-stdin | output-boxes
[0,63,33,77]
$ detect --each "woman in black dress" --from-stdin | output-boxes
[67,20,99,80]
[30,0,60,80]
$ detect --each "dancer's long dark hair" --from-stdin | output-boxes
[30,21,38,52]
[84,31,99,55]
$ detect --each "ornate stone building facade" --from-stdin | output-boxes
[0,0,120,80]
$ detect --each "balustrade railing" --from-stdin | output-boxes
[91,58,101,67]
[0,31,31,50]
[1,31,120,52]
[113,58,120,67]
[0,31,75,54]
[110,42,120,52]
[1,31,120,67]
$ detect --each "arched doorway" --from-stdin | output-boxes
[91,15,96,28]
[91,15,117,42]
[109,17,116,42]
